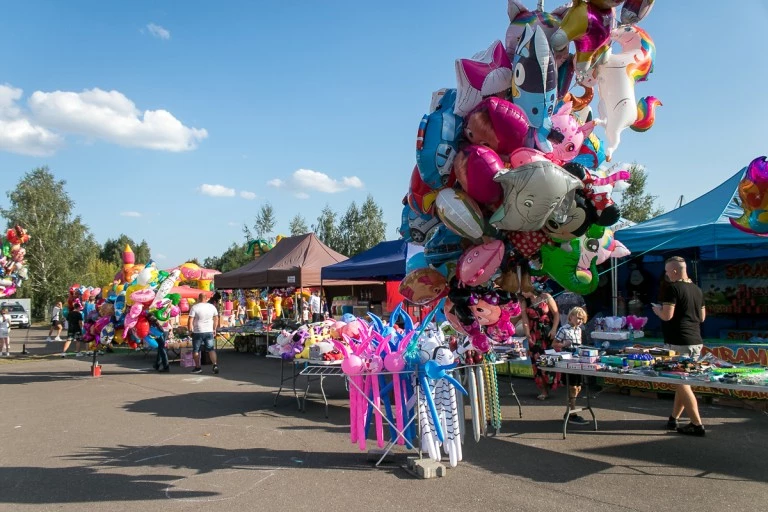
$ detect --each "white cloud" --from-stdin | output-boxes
[0,85,62,156]
[155,253,167,260]
[120,211,142,217]
[227,221,239,227]
[199,184,235,197]
[147,23,171,40]
[295,192,310,199]
[28,87,207,151]
[291,169,364,193]
[267,178,284,188]
[240,190,256,200]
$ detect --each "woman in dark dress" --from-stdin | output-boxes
[520,286,561,400]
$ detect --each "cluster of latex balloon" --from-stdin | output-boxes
[399,0,658,354]
[0,225,30,298]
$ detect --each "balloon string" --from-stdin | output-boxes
[548,223,705,301]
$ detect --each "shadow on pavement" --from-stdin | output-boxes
[0,465,215,504]
[580,434,768,483]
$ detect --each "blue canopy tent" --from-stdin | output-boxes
[321,239,423,281]
[615,167,768,260]
[321,239,424,318]
[613,166,768,337]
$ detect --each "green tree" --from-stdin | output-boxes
[100,235,151,267]
[252,202,276,242]
[204,243,252,272]
[337,202,361,256]
[356,194,386,253]
[82,257,120,288]
[0,167,99,319]
[289,214,309,236]
[312,204,341,252]
[618,164,665,223]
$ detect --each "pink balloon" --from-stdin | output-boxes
[456,240,505,286]
[454,146,504,205]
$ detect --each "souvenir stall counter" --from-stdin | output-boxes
[539,344,768,437]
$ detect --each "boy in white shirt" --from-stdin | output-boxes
[554,307,588,425]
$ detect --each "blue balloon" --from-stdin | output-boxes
[405,252,427,274]
[416,88,464,189]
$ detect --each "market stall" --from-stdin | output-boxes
[614,166,768,338]
[213,233,376,349]
[321,239,422,318]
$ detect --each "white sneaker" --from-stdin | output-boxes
[54,337,62,342]
[46,336,52,342]
[75,352,85,357]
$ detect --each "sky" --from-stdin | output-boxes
[0,1,767,268]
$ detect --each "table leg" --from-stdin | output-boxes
[320,375,329,418]
[293,361,301,410]
[561,372,599,438]
[510,382,523,419]
[274,358,286,406]
[584,378,598,431]
[562,372,571,439]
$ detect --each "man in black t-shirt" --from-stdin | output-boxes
[652,256,706,437]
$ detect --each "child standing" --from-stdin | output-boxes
[554,306,589,425]
[0,307,11,356]
[62,301,85,357]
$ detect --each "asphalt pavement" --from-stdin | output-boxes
[0,327,766,511]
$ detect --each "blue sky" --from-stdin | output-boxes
[0,1,767,267]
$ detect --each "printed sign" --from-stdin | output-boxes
[287,276,296,284]
[700,260,768,315]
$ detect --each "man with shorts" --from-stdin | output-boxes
[652,256,706,436]
[188,293,219,374]
[46,301,64,342]
[62,300,85,357]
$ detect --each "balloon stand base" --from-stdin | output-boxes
[90,365,102,378]
[403,456,446,479]
[366,449,398,464]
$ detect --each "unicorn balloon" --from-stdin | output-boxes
[589,25,662,161]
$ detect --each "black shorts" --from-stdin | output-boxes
[51,320,62,327]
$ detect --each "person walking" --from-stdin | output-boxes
[150,316,170,372]
[188,293,220,374]
[0,307,11,356]
[652,256,707,437]
[62,300,85,357]
[46,301,64,342]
